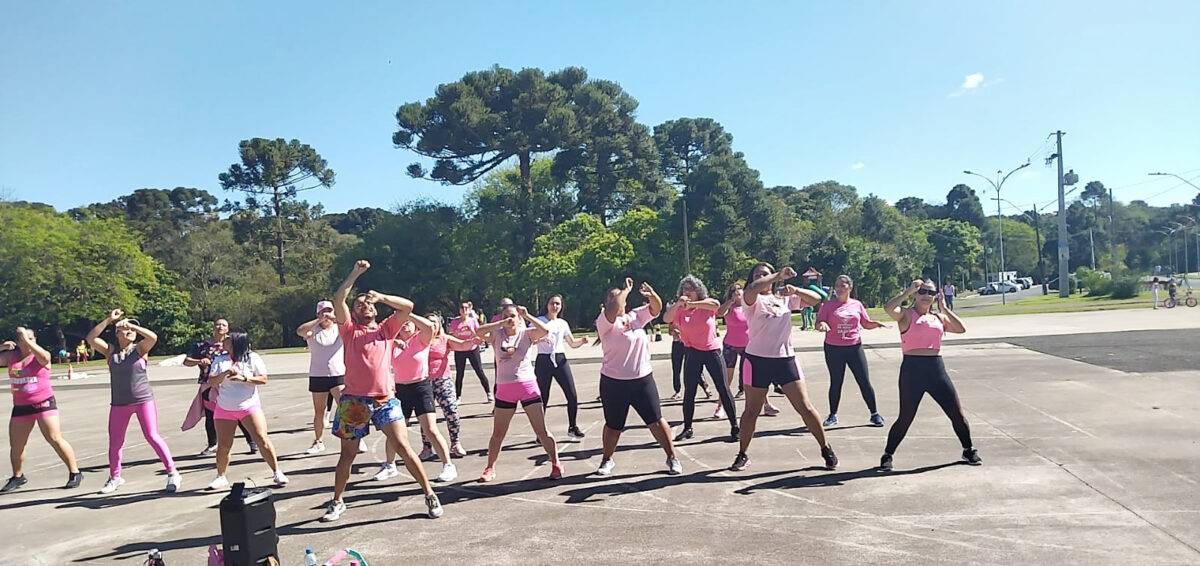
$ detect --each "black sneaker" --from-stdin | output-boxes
[728,426,740,443]
[879,453,894,472]
[1,475,28,493]
[730,452,750,471]
[821,445,838,470]
[773,385,783,395]
[65,472,84,489]
[568,426,586,440]
[735,389,744,399]
[248,443,259,455]
[673,428,694,442]
[962,448,982,466]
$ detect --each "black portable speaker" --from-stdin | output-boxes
[219,483,279,565]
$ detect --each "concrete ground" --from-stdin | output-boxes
[2,308,1199,565]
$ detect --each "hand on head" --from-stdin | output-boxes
[364,290,381,304]
[623,277,635,292]
[780,267,797,280]
[909,279,924,293]
[517,305,529,318]
[108,309,124,322]
[639,282,655,298]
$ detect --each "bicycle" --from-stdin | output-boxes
[1163,287,1198,308]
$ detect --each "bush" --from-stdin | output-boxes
[1109,275,1141,299]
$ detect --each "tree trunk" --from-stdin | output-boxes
[518,151,535,253]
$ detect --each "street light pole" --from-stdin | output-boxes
[965,161,1030,305]
[1150,172,1200,192]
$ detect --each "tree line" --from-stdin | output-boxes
[3,65,1195,354]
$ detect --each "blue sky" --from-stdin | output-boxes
[3,1,1198,217]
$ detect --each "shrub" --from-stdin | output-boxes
[1109,275,1141,299]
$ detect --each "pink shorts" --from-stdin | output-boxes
[214,404,261,421]
[495,380,541,406]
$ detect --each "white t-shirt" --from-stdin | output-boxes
[536,316,574,355]
[307,324,345,377]
[595,305,654,380]
[744,293,805,358]
[211,352,266,411]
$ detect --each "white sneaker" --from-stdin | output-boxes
[325,411,334,426]
[99,476,125,494]
[321,499,346,522]
[272,470,289,486]
[714,405,726,420]
[357,439,368,454]
[596,458,615,476]
[435,463,457,483]
[666,457,683,475]
[306,440,325,455]
[425,493,443,519]
[449,443,468,458]
[165,472,182,493]
[373,464,399,482]
[206,475,229,491]
[418,447,437,461]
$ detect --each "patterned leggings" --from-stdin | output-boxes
[422,375,461,449]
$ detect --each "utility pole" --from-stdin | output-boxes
[1031,204,1047,294]
[1054,131,1071,297]
[681,199,691,274]
[1089,228,1096,269]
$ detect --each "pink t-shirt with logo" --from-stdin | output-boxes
[339,314,403,397]
[676,307,721,351]
[428,336,450,379]
[744,293,805,358]
[8,354,54,406]
[723,306,749,348]
[391,334,430,384]
[817,298,873,346]
[448,317,480,352]
[491,326,536,385]
[595,305,655,380]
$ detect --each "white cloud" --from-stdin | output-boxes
[948,72,1001,98]
[851,162,865,170]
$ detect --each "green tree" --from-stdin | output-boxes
[984,217,1039,277]
[920,219,983,281]
[71,187,220,268]
[218,137,336,286]
[325,207,392,237]
[945,184,986,228]
[521,213,634,324]
[653,118,735,271]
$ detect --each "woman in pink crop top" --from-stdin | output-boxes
[880,279,979,471]
[1,326,83,493]
[729,263,838,474]
[664,275,740,443]
[815,275,888,429]
[419,312,478,460]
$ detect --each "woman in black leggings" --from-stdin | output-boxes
[664,275,739,442]
[535,294,590,439]
[815,275,888,428]
[668,314,710,400]
[879,279,980,471]
[449,301,493,402]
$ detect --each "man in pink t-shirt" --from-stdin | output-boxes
[593,277,681,477]
[321,260,442,523]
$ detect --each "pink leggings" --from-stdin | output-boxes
[109,400,176,477]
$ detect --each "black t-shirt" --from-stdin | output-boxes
[187,339,227,384]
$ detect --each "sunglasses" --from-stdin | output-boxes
[916,289,939,296]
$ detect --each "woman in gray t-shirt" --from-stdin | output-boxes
[85,309,180,495]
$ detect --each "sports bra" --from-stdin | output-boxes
[900,309,944,352]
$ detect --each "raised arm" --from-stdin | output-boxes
[603,277,635,323]
[122,320,158,356]
[745,267,797,306]
[408,313,436,344]
[334,260,371,324]
[86,309,123,359]
[662,299,686,324]
[640,282,663,317]
[296,318,322,339]
[365,290,414,321]
[937,294,966,334]
[884,280,922,325]
[717,295,738,317]
[784,285,823,308]
[0,341,17,367]
[16,327,51,367]
[518,306,550,342]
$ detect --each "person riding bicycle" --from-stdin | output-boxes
[1168,280,1178,301]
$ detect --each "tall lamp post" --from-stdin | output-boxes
[1149,172,1200,192]
[965,162,1030,305]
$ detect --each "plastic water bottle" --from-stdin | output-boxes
[303,548,318,566]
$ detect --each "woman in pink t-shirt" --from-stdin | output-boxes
[718,283,780,416]
[594,278,681,477]
[450,301,493,402]
[419,312,478,459]
[474,305,563,482]
[730,263,838,473]
[1,327,83,493]
[663,275,739,443]
[815,275,888,429]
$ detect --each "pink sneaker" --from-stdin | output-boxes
[548,462,564,480]
[479,467,496,483]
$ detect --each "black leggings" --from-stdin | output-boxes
[671,340,709,395]
[535,353,579,428]
[454,349,491,398]
[682,347,737,429]
[824,343,877,415]
[884,355,973,454]
[202,388,253,448]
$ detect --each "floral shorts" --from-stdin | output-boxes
[333,394,403,440]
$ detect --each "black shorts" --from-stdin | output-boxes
[742,354,803,389]
[395,380,438,418]
[494,396,543,410]
[11,396,57,419]
[722,343,745,369]
[308,375,345,393]
[599,374,662,431]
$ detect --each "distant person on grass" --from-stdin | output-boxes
[942,279,956,310]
